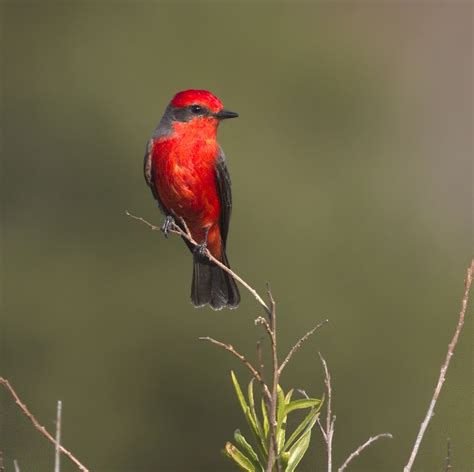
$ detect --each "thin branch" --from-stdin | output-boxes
[256,337,265,379]
[278,319,328,375]
[296,389,309,398]
[255,316,273,340]
[317,418,328,443]
[13,460,20,472]
[127,210,291,471]
[266,284,276,321]
[444,437,452,472]
[125,211,161,231]
[403,259,474,472]
[300,387,334,446]
[199,337,271,401]
[265,288,281,472]
[0,378,89,472]
[318,352,335,472]
[54,400,63,472]
[338,433,393,471]
[126,211,271,314]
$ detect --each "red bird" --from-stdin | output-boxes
[144,90,240,310]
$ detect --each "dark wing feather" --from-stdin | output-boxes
[144,139,169,216]
[215,147,233,248]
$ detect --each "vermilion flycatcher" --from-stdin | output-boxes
[144,90,240,310]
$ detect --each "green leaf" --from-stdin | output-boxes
[248,379,264,440]
[276,385,286,428]
[224,442,256,472]
[234,430,264,471]
[285,389,294,405]
[285,398,321,415]
[280,451,291,468]
[276,385,288,453]
[276,385,286,447]
[284,429,312,472]
[278,388,294,452]
[231,372,267,462]
[261,398,269,439]
[283,408,319,452]
[231,371,249,415]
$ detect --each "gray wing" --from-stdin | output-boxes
[144,139,169,216]
[215,147,233,248]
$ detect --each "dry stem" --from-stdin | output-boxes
[317,353,392,472]
[265,289,281,472]
[54,400,62,472]
[279,319,328,375]
[338,433,393,471]
[318,353,335,472]
[0,378,89,472]
[127,210,282,471]
[403,259,474,472]
[126,211,271,313]
[127,210,397,472]
[199,336,271,402]
[444,438,452,472]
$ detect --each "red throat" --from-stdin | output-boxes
[172,115,219,139]
[151,131,222,258]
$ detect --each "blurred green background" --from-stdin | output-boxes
[1,2,472,471]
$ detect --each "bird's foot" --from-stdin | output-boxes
[194,227,211,258]
[161,216,175,238]
[194,242,209,259]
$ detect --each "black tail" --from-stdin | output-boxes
[191,250,240,310]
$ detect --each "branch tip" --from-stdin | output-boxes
[127,211,272,312]
[0,377,89,472]
[403,259,473,472]
[338,433,393,472]
[279,319,328,374]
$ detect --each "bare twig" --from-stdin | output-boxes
[403,259,474,472]
[265,288,281,472]
[444,437,452,472]
[338,433,393,471]
[199,337,271,401]
[0,378,89,472]
[317,417,328,443]
[125,211,161,232]
[318,352,335,472]
[256,337,265,378]
[297,388,309,398]
[251,287,280,472]
[126,211,271,313]
[128,211,333,472]
[255,316,273,340]
[127,211,285,471]
[13,460,20,472]
[55,400,62,472]
[279,319,328,375]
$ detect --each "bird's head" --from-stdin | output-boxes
[154,90,238,138]
[170,89,238,122]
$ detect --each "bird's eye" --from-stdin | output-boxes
[190,105,202,114]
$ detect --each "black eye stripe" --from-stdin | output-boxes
[167,105,211,123]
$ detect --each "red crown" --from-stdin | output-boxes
[170,90,224,112]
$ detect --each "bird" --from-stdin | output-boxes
[144,89,241,310]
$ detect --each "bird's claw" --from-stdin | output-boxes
[161,216,175,238]
[194,243,208,259]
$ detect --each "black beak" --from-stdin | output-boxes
[215,109,239,120]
